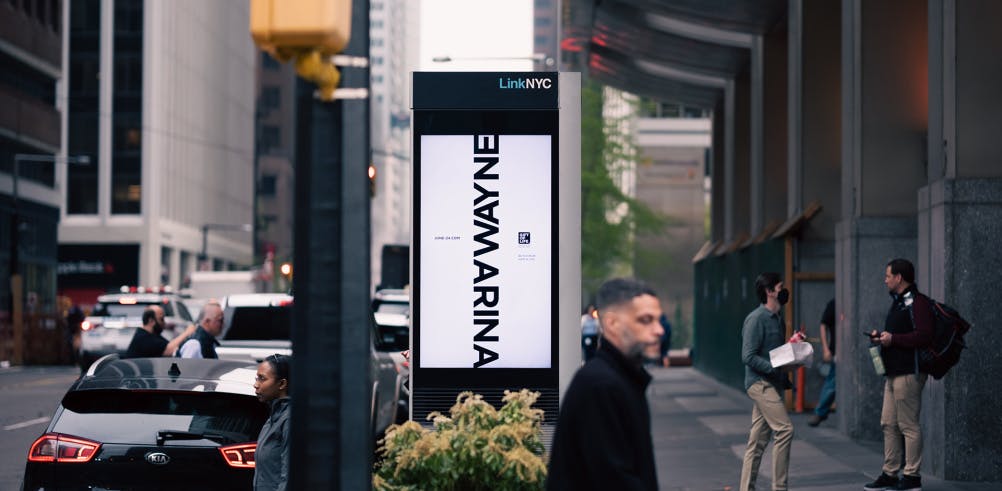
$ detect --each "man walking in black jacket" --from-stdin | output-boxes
[547,278,664,490]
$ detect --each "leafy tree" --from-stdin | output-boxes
[580,80,667,301]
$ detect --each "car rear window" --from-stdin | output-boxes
[222,306,291,341]
[54,390,267,445]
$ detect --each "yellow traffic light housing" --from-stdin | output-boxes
[250,0,352,100]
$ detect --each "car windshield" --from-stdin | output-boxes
[92,302,175,317]
[54,390,266,446]
[222,306,291,340]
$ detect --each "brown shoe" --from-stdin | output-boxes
[807,414,826,427]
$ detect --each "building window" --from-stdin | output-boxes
[67,0,100,214]
[259,174,277,197]
[260,86,280,113]
[111,0,143,214]
[260,125,280,154]
[262,51,281,71]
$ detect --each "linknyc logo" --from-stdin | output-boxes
[498,76,553,90]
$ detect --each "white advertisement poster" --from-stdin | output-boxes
[420,134,552,368]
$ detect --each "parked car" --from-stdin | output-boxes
[371,288,410,423]
[78,290,195,371]
[214,293,404,437]
[22,356,266,490]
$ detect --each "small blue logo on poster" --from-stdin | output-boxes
[518,232,531,244]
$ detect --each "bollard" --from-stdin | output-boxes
[795,365,805,413]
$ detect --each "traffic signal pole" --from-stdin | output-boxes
[288,0,371,487]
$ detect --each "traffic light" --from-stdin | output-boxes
[250,0,352,100]
[368,164,376,197]
[280,262,293,279]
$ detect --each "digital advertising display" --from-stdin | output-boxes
[412,72,559,395]
[419,134,552,369]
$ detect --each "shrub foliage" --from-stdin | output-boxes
[373,389,547,490]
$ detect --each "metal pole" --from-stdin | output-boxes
[9,156,20,277]
[200,224,209,270]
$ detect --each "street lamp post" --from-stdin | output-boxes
[431,53,556,69]
[199,223,253,270]
[8,153,90,365]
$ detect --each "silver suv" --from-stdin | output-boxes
[79,291,194,370]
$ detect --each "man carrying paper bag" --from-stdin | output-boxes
[739,272,796,491]
[769,336,815,369]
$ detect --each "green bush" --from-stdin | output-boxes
[373,389,547,491]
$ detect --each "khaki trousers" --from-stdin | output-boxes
[740,380,793,491]
[881,373,927,477]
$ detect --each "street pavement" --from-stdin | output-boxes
[648,366,996,491]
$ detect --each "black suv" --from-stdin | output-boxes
[23,356,267,490]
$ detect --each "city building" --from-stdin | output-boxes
[0,0,66,315]
[532,0,558,71]
[369,0,419,291]
[255,51,295,277]
[57,0,257,306]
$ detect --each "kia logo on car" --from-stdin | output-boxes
[145,452,170,465]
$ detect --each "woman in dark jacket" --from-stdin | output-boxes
[253,354,291,491]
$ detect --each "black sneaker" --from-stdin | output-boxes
[893,475,921,490]
[807,414,827,427]
[863,473,898,490]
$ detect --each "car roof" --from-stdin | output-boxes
[222,293,293,307]
[373,289,408,303]
[96,292,179,303]
[74,357,259,397]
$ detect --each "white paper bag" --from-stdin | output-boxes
[769,342,814,368]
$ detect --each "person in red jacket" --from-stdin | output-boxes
[864,258,933,491]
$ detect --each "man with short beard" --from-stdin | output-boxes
[863,258,933,491]
[124,305,196,358]
[547,278,664,491]
[740,272,795,491]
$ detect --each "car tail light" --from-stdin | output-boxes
[275,299,293,307]
[28,433,101,463]
[219,443,256,468]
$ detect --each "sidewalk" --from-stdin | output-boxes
[648,367,990,491]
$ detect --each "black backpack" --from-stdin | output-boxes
[917,300,972,380]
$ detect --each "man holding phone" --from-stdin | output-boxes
[862,259,933,491]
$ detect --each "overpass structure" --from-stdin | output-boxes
[562,0,1002,482]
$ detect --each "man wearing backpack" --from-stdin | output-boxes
[863,259,934,491]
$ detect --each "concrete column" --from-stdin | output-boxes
[836,0,927,442]
[732,71,751,240]
[750,36,764,233]
[917,0,1002,481]
[724,81,736,241]
[711,102,726,242]
[788,0,842,394]
[763,25,787,227]
[799,0,841,241]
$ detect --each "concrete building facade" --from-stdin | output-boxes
[57,0,256,304]
[564,0,1002,481]
[369,0,419,290]
[0,0,66,314]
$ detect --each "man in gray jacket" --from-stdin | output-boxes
[740,272,795,491]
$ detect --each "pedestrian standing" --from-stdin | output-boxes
[863,259,933,491]
[809,298,837,426]
[740,272,795,491]
[254,354,291,491]
[547,278,664,490]
[580,304,600,361]
[124,306,196,358]
[177,301,222,359]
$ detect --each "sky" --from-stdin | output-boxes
[419,0,535,72]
